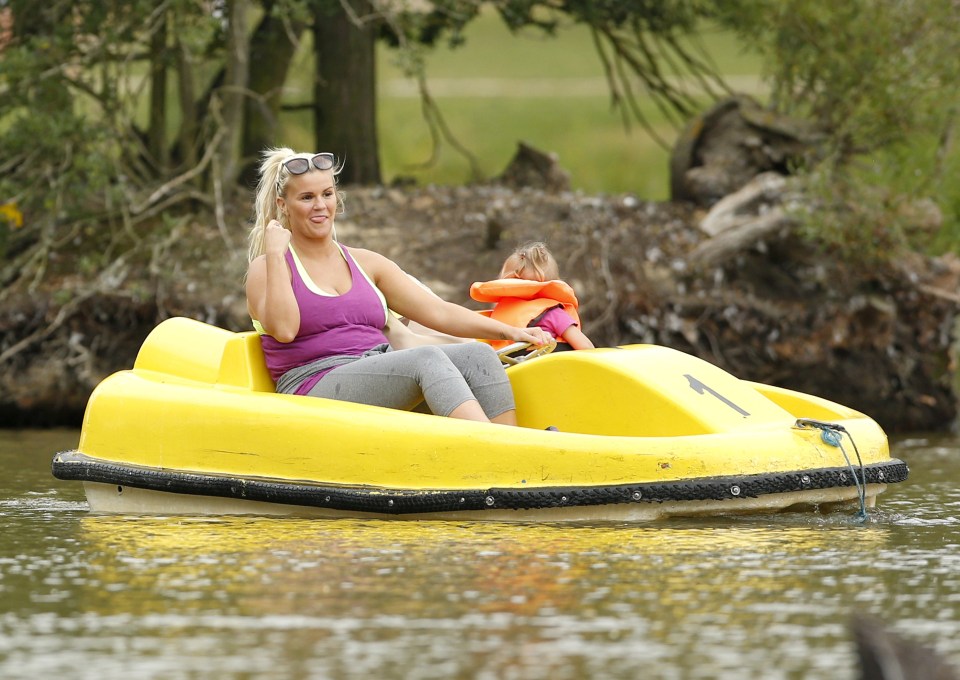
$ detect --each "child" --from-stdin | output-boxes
[470,242,595,351]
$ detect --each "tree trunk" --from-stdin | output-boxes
[312,1,381,185]
[240,4,307,188]
[174,36,199,172]
[147,9,169,171]
[216,0,250,190]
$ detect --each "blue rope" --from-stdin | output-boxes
[795,418,868,521]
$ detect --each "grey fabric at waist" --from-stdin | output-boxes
[274,343,391,395]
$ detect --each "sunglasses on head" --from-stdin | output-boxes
[282,152,335,175]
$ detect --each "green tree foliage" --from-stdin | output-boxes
[0,0,230,292]
[0,0,358,297]
[715,0,960,257]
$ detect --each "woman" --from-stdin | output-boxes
[245,148,549,425]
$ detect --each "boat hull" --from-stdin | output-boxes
[52,317,908,520]
[78,481,885,521]
[53,449,906,520]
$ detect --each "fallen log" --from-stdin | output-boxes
[689,207,794,269]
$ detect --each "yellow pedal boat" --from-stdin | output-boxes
[52,317,908,521]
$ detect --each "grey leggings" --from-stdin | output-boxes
[306,343,515,418]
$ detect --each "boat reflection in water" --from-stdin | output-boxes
[76,514,892,623]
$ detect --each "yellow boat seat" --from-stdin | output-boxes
[133,317,275,392]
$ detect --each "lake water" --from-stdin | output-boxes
[2,428,959,679]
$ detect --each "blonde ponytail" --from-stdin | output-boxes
[247,147,294,262]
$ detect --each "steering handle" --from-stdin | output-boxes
[496,337,557,365]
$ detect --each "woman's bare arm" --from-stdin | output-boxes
[245,222,300,342]
[382,315,468,349]
[355,249,549,345]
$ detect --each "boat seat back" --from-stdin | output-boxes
[507,345,794,436]
[134,317,275,392]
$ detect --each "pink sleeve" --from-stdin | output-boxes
[535,307,577,338]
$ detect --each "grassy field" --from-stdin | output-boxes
[279,11,763,199]
[374,14,762,199]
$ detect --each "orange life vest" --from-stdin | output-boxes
[469,278,581,349]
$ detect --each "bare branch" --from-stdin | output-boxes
[131,124,227,215]
[413,74,484,181]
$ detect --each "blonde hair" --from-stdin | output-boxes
[499,241,560,282]
[246,147,345,262]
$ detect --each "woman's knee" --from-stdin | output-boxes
[472,344,508,378]
[467,341,499,361]
[448,341,502,370]
[401,345,467,387]
[408,345,452,363]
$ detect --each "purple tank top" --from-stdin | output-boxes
[259,245,388,385]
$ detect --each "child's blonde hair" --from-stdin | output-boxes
[499,241,560,282]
